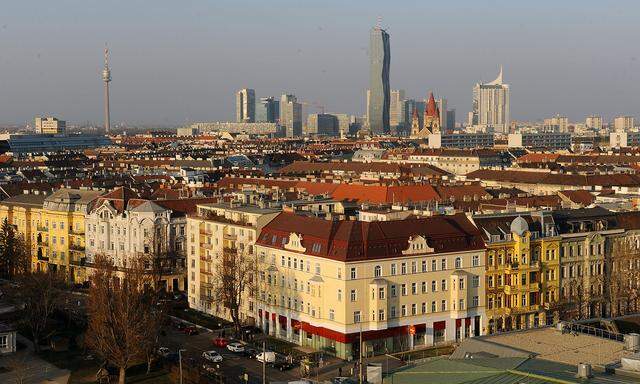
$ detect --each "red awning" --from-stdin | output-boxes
[433,321,446,331]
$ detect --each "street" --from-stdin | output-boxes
[160,325,306,384]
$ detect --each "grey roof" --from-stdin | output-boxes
[129,200,168,213]
[1,193,46,207]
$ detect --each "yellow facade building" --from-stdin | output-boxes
[0,189,102,282]
[472,212,560,333]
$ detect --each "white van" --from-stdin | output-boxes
[256,351,276,363]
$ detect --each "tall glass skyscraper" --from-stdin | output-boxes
[368,26,390,134]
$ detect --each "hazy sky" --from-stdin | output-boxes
[1,0,638,126]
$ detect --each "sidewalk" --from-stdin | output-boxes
[0,334,71,384]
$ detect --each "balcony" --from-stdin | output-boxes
[223,233,237,241]
[69,257,86,267]
[69,243,85,253]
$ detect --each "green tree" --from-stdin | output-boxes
[0,218,30,279]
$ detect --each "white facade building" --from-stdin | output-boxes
[472,67,510,134]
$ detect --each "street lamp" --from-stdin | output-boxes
[178,348,187,384]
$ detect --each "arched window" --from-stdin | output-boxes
[374,265,381,277]
[455,257,462,269]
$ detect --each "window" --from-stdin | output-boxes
[431,301,436,312]
[315,263,321,275]
[374,265,381,277]
[329,309,335,320]
[401,305,407,317]
[281,256,285,266]
[337,289,342,301]
[401,263,407,275]
[401,284,407,296]
[459,299,464,310]
[421,281,427,293]
[472,296,479,307]
[431,259,437,271]
[354,311,361,323]
[459,278,465,290]
[411,303,417,315]
[378,309,385,321]
[441,279,447,291]
[411,261,417,273]
[522,295,527,306]
[378,287,385,299]
[440,300,447,311]
[350,289,357,301]
[431,280,437,292]
[350,267,357,279]
[472,255,479,267]
[0,335,7,349]
[472,276,479,287]
[441,259,446,270]
[411,282,417,295]
[455,257,462,269]
[421,302,426,313]
[337,268,342,279]
[390,285,397,297]
[390,263,397,275]
[421,260,427,272]
[390,306,396,318]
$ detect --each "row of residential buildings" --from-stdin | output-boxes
[185,200,640,360]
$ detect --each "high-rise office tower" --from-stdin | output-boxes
[280,94,302,137]
[368,25,390,134]
[102,46,111,133]
[390,89,405,132]
[585,115,603,131]
[614,116,635,132]
[400,99,415,136]
[446,109,456,130]
[256,97,279,123]
[236,89,255,122]
[307,113,339,136]
[472,66,510,133]
[437,98,447,131]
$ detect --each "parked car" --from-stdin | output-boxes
[243,347,259,359]
[184,326,199,335]
[212,337,228,348]
[331,378,357,384]
[226,342,244,353]
[272,360,297,371]
[157,347,171,357]
[256,351,276,364]
[202,351,223,363]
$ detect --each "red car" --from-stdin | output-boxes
[212,337,228,347]
[183,326,199,335]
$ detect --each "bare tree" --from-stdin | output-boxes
[86,254,163,384]
[606,237,640,318]
[14,270,66,354]
[212,247,255,338]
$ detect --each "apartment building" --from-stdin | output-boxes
[186,203,279,321]
[552,208,623,319]
[254,212,486,359]
[85,187,189,291]
[472,212,560,333]
[0,189,102,282]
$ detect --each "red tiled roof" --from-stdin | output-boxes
[257,212,484,262]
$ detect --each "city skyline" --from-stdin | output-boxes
[1,1,639,126]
